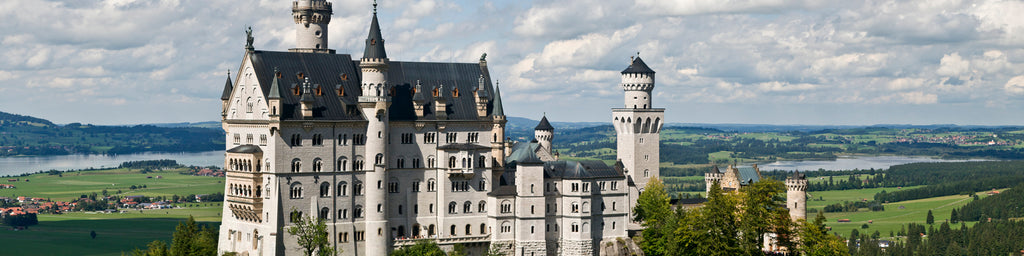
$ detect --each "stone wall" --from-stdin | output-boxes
[560,239,594,256]
[517,241,546,256]
[598,237,643,256]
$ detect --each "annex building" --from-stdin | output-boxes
[216,1,675,255]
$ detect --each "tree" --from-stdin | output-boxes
[738,178,789,254]
[633,176,671,223]
[132,240,169,256]
[287,209,335,256]
[391,240,445,256]
[949,208,959,224]
[795,213,849,256]
[90,230,97,239]
[168,216,217,256]
[926,210,935,225]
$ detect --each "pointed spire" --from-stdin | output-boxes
[268,68,281,99]
[363,1,387,59]
[220,71,233,100]
[621,56,655,74]
[492,81,505,116]
[535,115,553,131]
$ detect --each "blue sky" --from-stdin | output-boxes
[2,0,1024,125]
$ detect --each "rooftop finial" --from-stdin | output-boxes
[373,0,378,14]
[245,26,254,50]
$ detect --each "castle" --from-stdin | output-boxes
[216,1,662,255]
[704,165,807,221]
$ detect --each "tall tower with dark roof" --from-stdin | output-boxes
[290,0,333,53]
[358,1,391,254]
[613,56,664,210]
[534,115,553,153]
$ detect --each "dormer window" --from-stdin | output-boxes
[296,72,305,80]
[338,86,345,96]
[276,72,283,79]
[371,39,376,45]
[316,85,323,96]
[340,73,348,81]
[292,84,301,95]
[432,88,439,97]
[452,88,459,98]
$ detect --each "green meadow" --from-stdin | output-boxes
[0,168,225,255]
[812,188,997,238]
[1,168,224,202]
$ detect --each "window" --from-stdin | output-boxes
[427,156,436,168]
[338,232,349,243]
[478,201,486,212]
[600,181,607,191]
[424,132,436,144]
[572,223,579,232]
[312,134,323,146]
[397,205,403,215]
[290,211,303,223]
[337,157,348,171]
[233,134,240,145]
[319,182,330,197]
[477,156,486,168]
[412,158,421,168]
[388,180,399,193]
[531,205,535,214]
[354,205,363,218]
[339,209,348,219]
[480,223,487,234]
[612,202,617,211]
[530,226,534,234]
[445,133,458,143]
[337,182,348,196]
[411,180,421,192]
[463,201,472,213]
[467,132,479,143]
[246,134,253,144]
[427,179,436,192]
[451,181,469,192]
[290,158,301,173]
[530,184,535,193]
[290,134,302,146]
[465,224,472,235]
[319,207,329,219]
[338,134,347,145]
[354,156,364,170]
[312,158,323,172]
[354,231,365,241]
[450,225,457,236]
[354,182,363,196]
[429,204,435,213]
[413,204,418,214]
[375,154,384,166]
[448,156,457,168]
[353,134,365,145]
[582,202,590,213]
[571,183,579,192]
[260,134,267,146]
[611,181,618,190]
[289,184,303,199]
[400,133,414,144]
[583,183,589,192]
[501,222,511,233]
[572,202,579,213]
[448,202,457,214]
[479,180,486,191]
[396,157,405,168]
[644,169,650,177]
[501,201,512,213]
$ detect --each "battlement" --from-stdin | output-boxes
[292,0,333,24]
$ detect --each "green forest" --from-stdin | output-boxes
[0,111,223,156]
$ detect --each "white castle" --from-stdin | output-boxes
[215,1,802,256]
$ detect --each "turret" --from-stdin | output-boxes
[621,56,655,109]
[267,69,283,120]
[474,75,490,117]
[534,115,553,153]
[786,171,808,221]
[411,80,427,117]
[491,82,507,166]
[704,166,724,194]
[357,2,391,253]
[220,72,233,119]
[290,0,333,53]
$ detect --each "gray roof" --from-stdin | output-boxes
[220,75,233,100]
[534,116,553,131]
[506,142,543,165]
[437,143,492,151]
[543,160,624,180]
[790,170,806,179]
[363,13,387,59]
[247,50,498,121]
[736,166,761,185]
[268,73,281,99]
[621,56,655,74]
[227,144,262,153]
[492,83,505,116]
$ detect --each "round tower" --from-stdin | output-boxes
[786,171,808,221]
[357,2,391,253]
[291,0,332,52]
[534,115,554,152]
[621,56,655,109]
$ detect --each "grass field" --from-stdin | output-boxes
[0,206,222,256]
[813,188,998,238]
[0,168,225,255]
[1,168,224,201]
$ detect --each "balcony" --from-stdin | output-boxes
[393,234,491,247]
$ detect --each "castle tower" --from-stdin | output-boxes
[357,2,391,253]
[786,171,808,221]
[704,166,723,194]
[534,115,553,153]
[613,56,664,192]
[290,0,333,53]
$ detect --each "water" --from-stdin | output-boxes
[759,155,986,171]
[0,151,224,177]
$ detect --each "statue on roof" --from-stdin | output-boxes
[480,53,487,62]
[245,26,254,50]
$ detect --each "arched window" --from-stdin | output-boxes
[448,202,457,214]
[478,201,486,212]
[427,179,437,192]
[354,205,363,218]
[582,202,590,213]
[463,201,472,213]
[319,182,330,197]
[501,200,512,213]
[428,224,436,236]
[478,156,486,167]
[255,185,261,198]
[375,153,384,165]
[480,223,486,234]
[289,183,303,199]
[450,225,457,236]
[354,181,364,196]
[313,158,322,172]
[448,156,456,168]
[465,224,472,235]
[337,157,348,171]
[319,207,329,219]
[337,182,348,196]
[291,158,301,172]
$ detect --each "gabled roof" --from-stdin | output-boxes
[363,12,387,59]
[245,50,498,121]
[736,166,761,185]
[621,56,655,74]
[220,75,233,100]
[535,116,553,131]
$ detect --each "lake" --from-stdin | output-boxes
[0,151,224,177]
[759,155,986,171]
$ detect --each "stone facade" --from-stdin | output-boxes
[216,1,651,256]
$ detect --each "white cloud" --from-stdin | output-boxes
[1004,75,1024,94]
[936,52,969,77]
[899,91,939,104]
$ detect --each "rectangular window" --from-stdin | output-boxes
[338,232,349,243]
[246,134,253,144]
[233,134,240,145]
[260,134,267,146]
[355,231,365,241]
[412,181,421,192]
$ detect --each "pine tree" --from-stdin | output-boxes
[927,210,935,225]
[949,208,959,224]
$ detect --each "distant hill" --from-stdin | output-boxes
[144,121,222,129]
[0,111,223,157]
